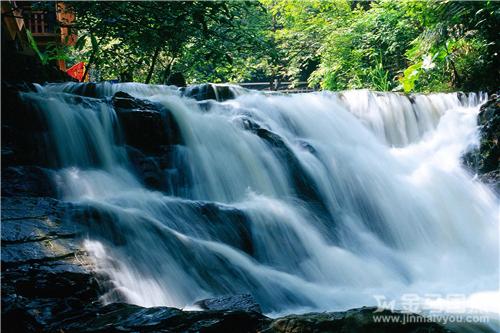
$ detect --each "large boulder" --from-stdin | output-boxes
[112,91,182,154]
[181,83,237,102]
[111,91,187,191]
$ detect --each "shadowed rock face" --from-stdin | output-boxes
[463,95,500,192]
[112,91,182,153]
[181,83,237,102]
[1,166,57,198]
[1,83,51,167]
[0,196,104,333]
[111,91,187,191]
[1,197,78,267]
[240,117,331,218]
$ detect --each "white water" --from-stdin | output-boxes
[21,85,498,319]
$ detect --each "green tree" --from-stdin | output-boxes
[64,0,498,91]
[400,1,499,92]
[68,1,270,84]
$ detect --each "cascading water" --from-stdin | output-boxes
[20,84,498,318]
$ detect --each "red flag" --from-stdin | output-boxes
[67,62,86,82]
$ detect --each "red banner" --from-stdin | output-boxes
[66,62,86,82]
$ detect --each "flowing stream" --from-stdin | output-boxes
[21,84,498,317]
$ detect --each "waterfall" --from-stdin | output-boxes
[20,84,498,315]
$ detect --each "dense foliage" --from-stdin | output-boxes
[265,0,499,92]
[65,1,270,83]
[57,0,498,91]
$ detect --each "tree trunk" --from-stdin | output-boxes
[162,56,176,83]
[82,48,96,82]
[449,59,461,87]
[445,45,461,87]
[145,46,161,84]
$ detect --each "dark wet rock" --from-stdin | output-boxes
[195,294,262,313]
[1,238,81,267]
[126,144,177,170]
[3,264,99,301]
[1,218,70,243]
[212,85,238,102]
[2,88,50,132]
[270,307,449,333]
[0,194,108,333]
[463,95,499,191]
[56,303,184,332]
[297,140,317,154]
[1,196,63,220]
[118,109,168,152]
[1,81,38,93]
[197,99,217,112]
[1,84,114,168]
[240,117,329,218]
[135,155,164,188]
[188,201,254,255]
[51,302,270,333]
[182,83,236,102]
[70,198,253,255]
[66,82,99,97]
[2,269,104,333]
[121,126,190,195]
[166,72,187,87]
[112,91,182,154]
[1,83,52,167]
[457,91,468,105]
[69,203,130,246]
[55,91,108,110]
[1,197,82,268]
[182,83,218,101]
[2,297,458,333]
[1,166,57,197]
[1,129,51,167]
[112,91,158,110]
[125,145,171,190]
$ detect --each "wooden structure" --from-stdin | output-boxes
[238,81,316,93]
[1,1,76,71]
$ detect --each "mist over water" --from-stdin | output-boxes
[22,84,498,316]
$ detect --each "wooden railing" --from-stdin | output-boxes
[237,81,316,93]
[27,11,53,35]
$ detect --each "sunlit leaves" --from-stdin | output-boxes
[64,0,498,90]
